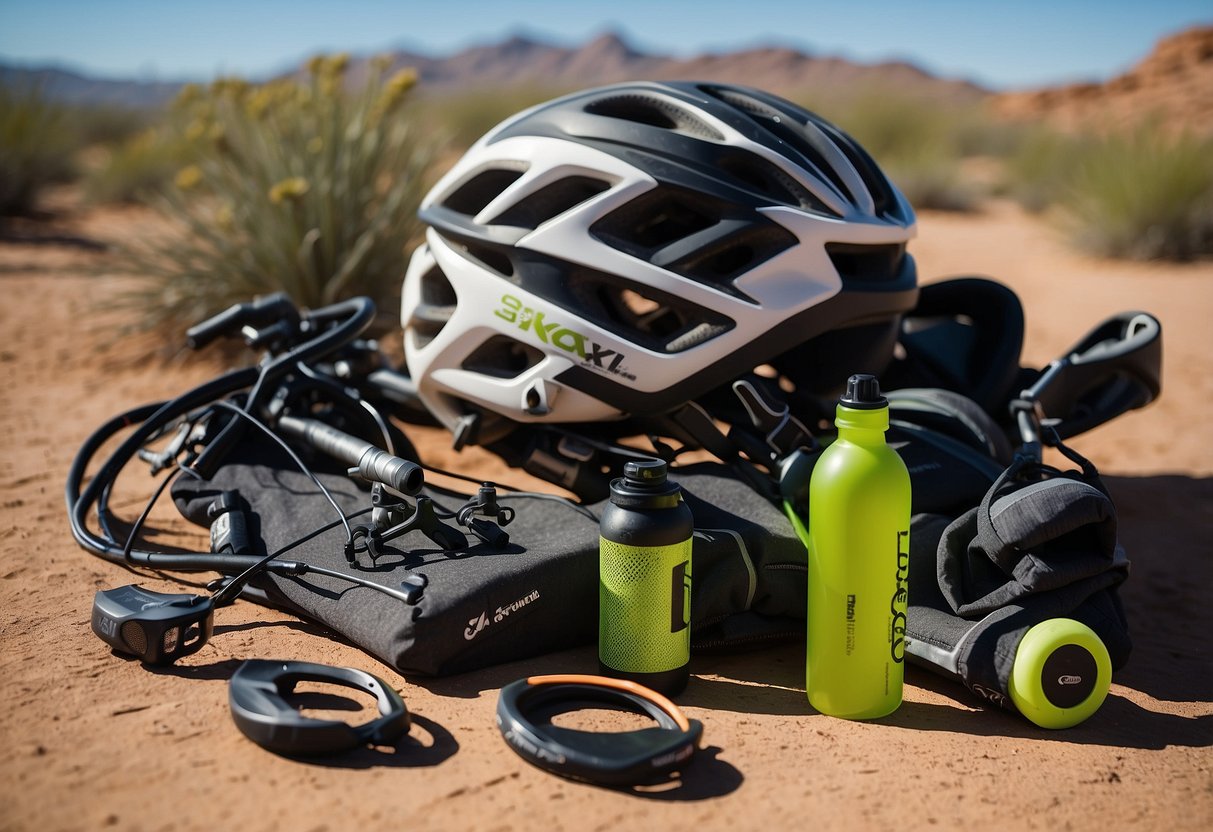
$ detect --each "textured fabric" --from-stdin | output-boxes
[170,411,1132,687]
[908,460,1132,710]
[173,437,808,676]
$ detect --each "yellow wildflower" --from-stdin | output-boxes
[209,123,229,154]
[175,165,203,191]
[130,128,158,153]
[184,119,207,142]
[325,53,350,76]
[269,177,310,204]
[174,83,201,108]
[246,88,275,120]
[306,55,326,76]
[375,67,418,117]
[216,203,235,231]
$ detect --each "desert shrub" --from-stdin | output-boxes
[1002,128,1086,212]
[1058,126,1213,261]
[0,83,79,215]
[111,54,438,333]
[68,104,152,148]
[85,128,194,204]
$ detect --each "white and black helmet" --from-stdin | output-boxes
[402,81,918,434]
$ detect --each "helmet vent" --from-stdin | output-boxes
[816,123,900,218]
[443,168,526,216]
[591,281,732,353]
[701,85,859,208]
[590,188,716,254]
[461,335,544,379]
[666,224,796,290]
[491,176,611,229]
[826,242,907,284]
[716,152,839,216]
[458,241,515,278]
[585,94,724,140]
[410,264,457,348]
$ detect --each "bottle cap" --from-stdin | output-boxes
[610,460,680,508]
[623,460,668,485]
[839,374,888,410]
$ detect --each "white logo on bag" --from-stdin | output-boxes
[464,612,490,641]
[463,590,540,641]
[1058,674,1083,685]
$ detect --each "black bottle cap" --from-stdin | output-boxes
[610,460,680,508]
[839,374,888,410]
[623,460,668,486]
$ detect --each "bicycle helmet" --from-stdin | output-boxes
[402,81,917,436]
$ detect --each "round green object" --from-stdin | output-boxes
[1008,618,1111,729]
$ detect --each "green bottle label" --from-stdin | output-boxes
[598,538,692,674]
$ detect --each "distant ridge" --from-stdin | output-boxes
[1,30,987,109]
[994,25,1213,135]
[369,31,990,102]
[0,64,181,108]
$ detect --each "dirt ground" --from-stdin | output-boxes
[1,197,1210,832]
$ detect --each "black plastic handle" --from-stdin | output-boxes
[228,660,409,756]
[276,415,424,495]
[186,293,298,350]
[496,675,702,786]
[1021,311,1162,439]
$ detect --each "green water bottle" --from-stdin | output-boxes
[806,374,910,719]
[599,460,693,697]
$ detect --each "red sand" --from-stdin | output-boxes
[1,199,1210,831]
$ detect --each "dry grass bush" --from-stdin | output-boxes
[1059,127,1213,261]
[1007,124,1213,260]
[84,128,194,205]
[0,83,78,215]
[110,54,438,335]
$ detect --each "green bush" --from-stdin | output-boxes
[1059,127,1213,261]
[68,104,152,148]
[1002,128,1085,213]
[111,54,439,333]
[0,83,78,215]
[85,128,193,204]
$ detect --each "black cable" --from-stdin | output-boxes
[295,361,396,456]
[120,468,182,562]
[208,401,353,544]
[67,368,266,570]
[498,492,600,524]
[96,411,208,546]
[211,507,373,606]
[193,297,374,478]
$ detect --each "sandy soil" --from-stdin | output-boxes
[1,198,1210,832]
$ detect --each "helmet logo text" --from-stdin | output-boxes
[495,294,636,380]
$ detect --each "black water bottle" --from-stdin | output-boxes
[598,460,694,696]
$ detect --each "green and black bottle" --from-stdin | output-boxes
[806,374,911,719]
[599,460,693,697]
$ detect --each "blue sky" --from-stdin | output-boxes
[0,0,1209,90]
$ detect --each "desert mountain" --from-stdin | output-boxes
[0,64,181,108]
[373,31,989,102]
[994,25,1213,135]
[2,30,987,109]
